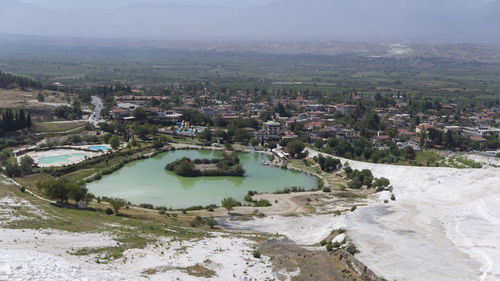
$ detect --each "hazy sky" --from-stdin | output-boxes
[19,0,284,10]
[3,0,500,42]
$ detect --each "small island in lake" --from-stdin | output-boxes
[165,152,246,177]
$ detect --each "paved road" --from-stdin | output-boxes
[88,96,104,127]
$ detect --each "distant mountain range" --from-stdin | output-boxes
[1,0,499,42]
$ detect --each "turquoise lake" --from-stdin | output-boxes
[86,149,317,208]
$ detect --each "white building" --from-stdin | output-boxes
[263,121,280,138]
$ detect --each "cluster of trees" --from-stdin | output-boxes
[0,71,42,89]
[313,154,341,172]
[5,156,34,177]
[197,117,260,145]
[54,102,82,120]
[165,152,245,177]
[1,109,32,135]
[38,178,91,205]
[100,121,157,141]
[108,135,120,149]
[342,161,390,190]
[321,137,416,163]
[344,166,374,189]
[181,109,213,126]
[287,139,306,158]
[425,128,500,151]
[198,126,251,145]
[373,177,391,190]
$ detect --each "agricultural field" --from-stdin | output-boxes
[1,44,500,105]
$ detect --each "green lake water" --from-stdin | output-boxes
[86,149,317,208]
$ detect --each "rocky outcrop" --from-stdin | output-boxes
[336,244,382,281]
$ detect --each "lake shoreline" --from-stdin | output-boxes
[86,146,318,209]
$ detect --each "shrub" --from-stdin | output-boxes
[317,177,324,190]
[20,187,26,193]
[373,177,391,190]
[105,208,113,215]
[315,154,341,172]
[221,197,240,214]
[20,156,34,175]
[253,251,261,258]
[189,216,218,228]
[139,203,154,209]
[190,216,204,227]
[108,197,126,215]
[254,199,271,207]
[322,187,331,193]
[205,218,217,228]
[348,178,362,189]
[5,162,22,178]
[320,239,327,246]
[109,135,120,149]
[391,194,396,201]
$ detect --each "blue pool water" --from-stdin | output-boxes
[88,145,111,151]
[38,153,86,165]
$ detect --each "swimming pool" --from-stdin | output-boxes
[87,145,111,151]
[38,153,86,165]
[177,129,195,134]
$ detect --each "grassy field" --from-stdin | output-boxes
[2,181,209,261]
[0,89,69,109]
[394,150,449,167]
[1,46,499,104]
[32,121,86,133]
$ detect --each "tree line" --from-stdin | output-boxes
[0,71,43,89]
[1,109,32,135]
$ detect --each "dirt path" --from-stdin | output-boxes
[194,191,321,217]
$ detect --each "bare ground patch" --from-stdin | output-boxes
[143,264,217,278]
[258,238,369,281]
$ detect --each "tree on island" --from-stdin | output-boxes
[174,158,200,177]
[221,197,239,214]
[165,152,245,177]
[109,197,127,216]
